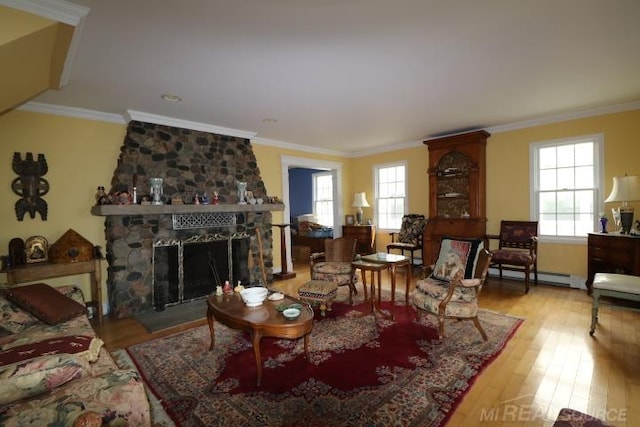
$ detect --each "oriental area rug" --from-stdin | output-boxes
[113,292,523,427]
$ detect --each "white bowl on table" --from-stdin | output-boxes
[240,287,268,307]
[282,307,301,320]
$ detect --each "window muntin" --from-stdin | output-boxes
[375,162,407,230]
[532,135,602,241]
[313,172,333,227]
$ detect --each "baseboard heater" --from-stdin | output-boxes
[488,268,586,290]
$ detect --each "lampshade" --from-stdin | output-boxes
[351,192,370,208]
[604,175,640,203]
[605,175,640,234]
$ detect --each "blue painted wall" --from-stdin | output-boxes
[289,167,321,223]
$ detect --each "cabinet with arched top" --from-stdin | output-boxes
[423,130,490,265]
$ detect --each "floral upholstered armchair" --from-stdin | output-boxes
[387,214,426,266]
[411,237,492,340]
[310,237,358,304]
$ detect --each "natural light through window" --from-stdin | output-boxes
[313,172,333,227]
[375,162,407,230]
[531,135,603,241]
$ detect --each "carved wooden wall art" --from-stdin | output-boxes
[11,152,49,221]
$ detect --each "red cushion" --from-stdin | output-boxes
[491,250,533,265]
[0,335,98,367]
[3,283,87,325]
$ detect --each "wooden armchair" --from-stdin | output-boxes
[387,214,426,266]
[309,237,359,304]
[411,244,492,340]
[485,220,538,294]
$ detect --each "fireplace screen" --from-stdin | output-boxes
[152,233,250,310]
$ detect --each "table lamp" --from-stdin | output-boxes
[351,192,369,225]
[604,175,640,234]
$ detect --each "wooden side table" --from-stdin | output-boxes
[3,259,104,325]
[352,260,392,319]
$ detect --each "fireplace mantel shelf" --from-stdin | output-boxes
[91,203,285,216]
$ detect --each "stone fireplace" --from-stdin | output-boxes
[92,121,283,318]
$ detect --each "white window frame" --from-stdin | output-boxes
[374,161,408,232]
[312,171,333,227]
[530,133,604,244]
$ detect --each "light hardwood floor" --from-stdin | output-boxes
[94,262,640,427]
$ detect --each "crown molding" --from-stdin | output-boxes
[0,0,90,88]
[126,110,257,140]
[251,136,348,157]
[18,102,126,124]
[17,100,640,157]
[0,0,88,25]
[486,100,640,134]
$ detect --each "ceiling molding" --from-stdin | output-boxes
[251,136,348,158]
[0,0,89,88]
[486,101,640,135]
[18,102,126,124]
[126,110,257,140]
[18,100,640,157]
[0,0,88,25]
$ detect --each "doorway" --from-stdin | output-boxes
[281,155,343,273]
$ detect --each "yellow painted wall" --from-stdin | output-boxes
[352,145,429,250]
[487,109,640,277]
[0,8,72,113]
[0,110,125,302]
[350,108,640,278]
[2,107,639,304]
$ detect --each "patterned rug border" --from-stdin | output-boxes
[113,292,524,427]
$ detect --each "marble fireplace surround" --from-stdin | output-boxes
[92,121,284,319]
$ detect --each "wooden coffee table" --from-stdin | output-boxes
[206,292,314,386]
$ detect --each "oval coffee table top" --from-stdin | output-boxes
[207,291,314,336]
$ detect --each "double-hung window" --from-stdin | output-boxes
[375,161,407,230]
[313,171,333,227]
[530,134,603,242]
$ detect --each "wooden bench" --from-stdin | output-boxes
[590,272,640,335]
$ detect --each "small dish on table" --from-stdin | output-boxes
[282,307,301,320]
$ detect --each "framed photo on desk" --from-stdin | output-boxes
[345,215,355,225]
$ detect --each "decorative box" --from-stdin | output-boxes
[48,229,94,263]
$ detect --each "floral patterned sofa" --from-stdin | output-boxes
[0,283,151,426]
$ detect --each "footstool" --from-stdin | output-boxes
[297,280,338,316]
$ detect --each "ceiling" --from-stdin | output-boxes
[11,0,640,154]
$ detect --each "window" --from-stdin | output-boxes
[375,162,407,230]
[530,134,603,241]
[313,171,333,227]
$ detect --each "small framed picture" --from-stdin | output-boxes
[25,235,48,263]
[345,215,355,225]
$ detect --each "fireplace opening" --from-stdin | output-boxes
[152,233,250,310]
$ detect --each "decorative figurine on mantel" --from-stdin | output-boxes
[213,191,220,205]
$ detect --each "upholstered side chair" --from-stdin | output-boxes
[387,214,426,266]
[411,238,492,340]
[486,220,538,294]
[309,237,359,304]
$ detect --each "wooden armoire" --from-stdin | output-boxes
[422,130,490,266]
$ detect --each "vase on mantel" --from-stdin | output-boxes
[237,181,247,204]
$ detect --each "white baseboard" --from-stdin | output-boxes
[488,268,586,290]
